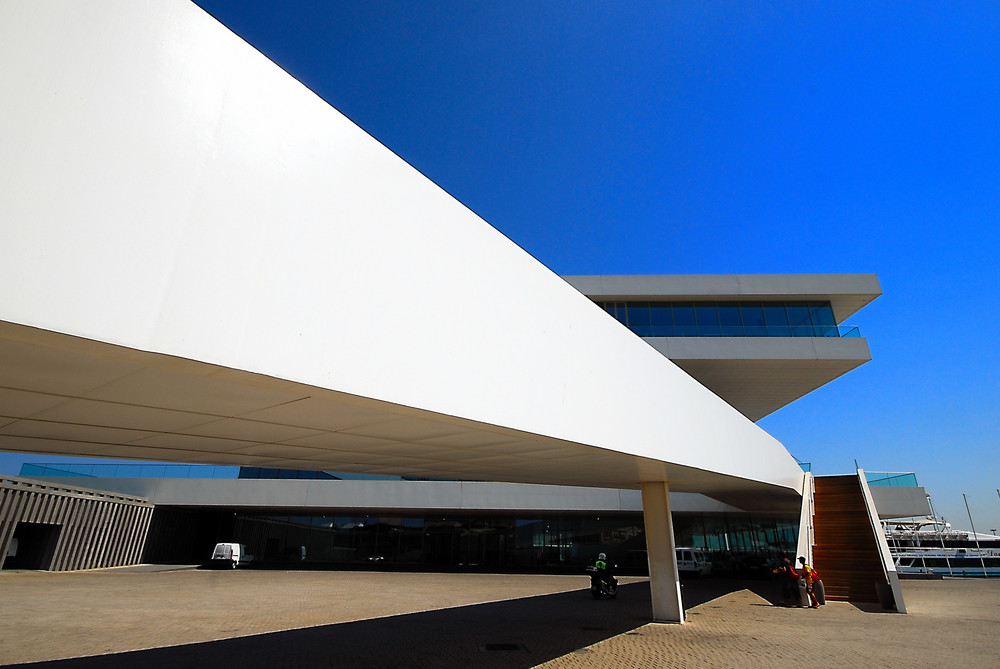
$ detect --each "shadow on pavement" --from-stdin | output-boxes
[21,579,771,669]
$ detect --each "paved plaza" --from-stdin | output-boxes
[1,567,997,668]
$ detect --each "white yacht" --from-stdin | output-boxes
[883,518,1000,577]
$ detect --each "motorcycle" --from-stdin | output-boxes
[586,565,618,599]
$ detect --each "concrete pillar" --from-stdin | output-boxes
[641,480,684,623]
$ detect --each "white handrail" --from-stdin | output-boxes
[858,469,907,613]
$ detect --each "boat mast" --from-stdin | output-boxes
[963,493,989,578]
[926,494,953,576]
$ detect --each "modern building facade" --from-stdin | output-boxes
[565,274,880,421]
[0,1,896,620]
[5,272,883,580]
[0,475,153,571]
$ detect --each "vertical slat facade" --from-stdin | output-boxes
[0,476,154,571]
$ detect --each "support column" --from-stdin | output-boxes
[641,480,684,623]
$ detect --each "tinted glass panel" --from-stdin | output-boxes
[763,305,790,336]
[648,303,672,335]
[695,304,720,336]
[740,303,766,336]
[592,299,852,339]
[217,510,799,571]
[604,302,628,325]
[671,303,696,336]
[626,303,651,336]
[717,302,742,336]
[810,302,837,336]
[785,302,812,336]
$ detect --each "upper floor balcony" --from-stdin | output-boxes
[599,300,861,339]
[561,275,882,421]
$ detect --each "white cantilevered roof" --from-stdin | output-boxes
[0,322,800,512]
[0,1,805,510]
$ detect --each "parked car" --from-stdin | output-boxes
[675,548,712,577]
[210,542,253,569]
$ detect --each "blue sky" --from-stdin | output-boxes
[3,2,998,532]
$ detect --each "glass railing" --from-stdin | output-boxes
[629,324,860,338]
[865,472,919,487]
[20,463,240,479]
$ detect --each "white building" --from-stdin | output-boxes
[0,1,904,620]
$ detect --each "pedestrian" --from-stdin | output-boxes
[798,556,820,608]
[774,555,799,605]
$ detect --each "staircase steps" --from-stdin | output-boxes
[812,475,885,603]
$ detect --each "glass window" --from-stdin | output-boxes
[763,304,790,337]
[671,303,697,336]
[785,302,812,337]
[717,302,742,336]
[809,302,837,336]
[598,299,851,339]
[626,303,651,336]
[694,303,721,336]
[603,303,626,325]
[740,303,766,336]
[397,517,425,564]
[648,303,672,336]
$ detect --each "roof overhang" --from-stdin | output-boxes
[647,337,872,421]
[0,1,805,511]
[562,274,882,323]
[0,322,800,511]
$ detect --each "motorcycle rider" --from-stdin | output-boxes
[593,552,618,591]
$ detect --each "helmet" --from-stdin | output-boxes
[598,553,606,561]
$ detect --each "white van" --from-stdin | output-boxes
[675,548,712,577]
[210,542,253,569]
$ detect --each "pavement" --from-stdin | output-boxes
[1,567,997,668]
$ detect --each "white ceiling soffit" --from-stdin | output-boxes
[0,323,799,504]
[0,1,804,501]
[645,337,873,421]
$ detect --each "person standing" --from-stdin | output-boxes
[775,556,799,605]
[798,556,820,608]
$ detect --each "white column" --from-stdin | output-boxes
[641,480,684,623]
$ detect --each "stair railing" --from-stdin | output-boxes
[857,468,907,613]
[795,471,814,565]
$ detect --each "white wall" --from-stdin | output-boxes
[0,1,803,491]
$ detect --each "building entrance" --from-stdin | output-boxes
[3,522,61,570]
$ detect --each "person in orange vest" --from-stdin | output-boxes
[798,556,820,608]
